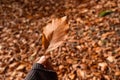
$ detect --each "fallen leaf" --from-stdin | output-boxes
[66,58,73,64]
[0,45,2,50]
[42,16,69,52]
[99,10,113,17]
[94,47,102,53]
[77,69,86,79]
[115,48,120,53]
[80,63,87,70]
[101,32,115,39]
[76,45,81,50]
[9,62,19,69]
[98,62,107,71]
[59,65,64,70]
[115,71,120,76]
[11,71,17,77]
[72,64,79,70]
[98,39,107,46]
[16,64,25,71]
[103,75,110,80]
[107,56,115,62]
[0,67,5,74]
[17,72,24,77]
[68,73,76,79]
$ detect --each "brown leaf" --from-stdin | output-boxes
[107,56,115,62]
[115,71,120,76]
[16,64,25,71]
[66,58,73,64]
[103,75,111,80]
[101,31,115,39]
[11,71,17,77]
[42,16,69,52]
[77,69,86,79]
[0,67,5,74]
[9,62,19,69]
[98,62,107,71]
[68,73,76,79]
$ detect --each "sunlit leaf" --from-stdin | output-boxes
[42,16,69,52]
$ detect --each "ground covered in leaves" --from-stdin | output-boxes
[0,0,120,80]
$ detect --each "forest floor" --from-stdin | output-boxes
[0,0,120,80]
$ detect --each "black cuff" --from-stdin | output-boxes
[32,63,56,73]
[32,63,45,70]
[25,63,58,80]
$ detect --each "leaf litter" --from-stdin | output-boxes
[0,0,120,80]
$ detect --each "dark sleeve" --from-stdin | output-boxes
[24,63,58,80]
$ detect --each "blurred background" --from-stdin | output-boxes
[0,0,120,80]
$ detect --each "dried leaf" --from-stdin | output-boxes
[77,69,86,79]
[9,62,19,69]
[98,62,107,71]
[11,71,17,77]
[101,32,115,39]
[42,16,69,52]
[0,67,5,74]
[107,56,115,62]
[0,45,2,50]
[68,73,75,79]
[16,64,25,71]
[66,58,73,64]
[80,64,87,70]
[59,65,64,70]
[115,71,120,76]
[103,75,111,80]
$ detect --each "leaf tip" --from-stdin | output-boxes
[61,16,67,21]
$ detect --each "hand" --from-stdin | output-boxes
[37,56,54,70]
